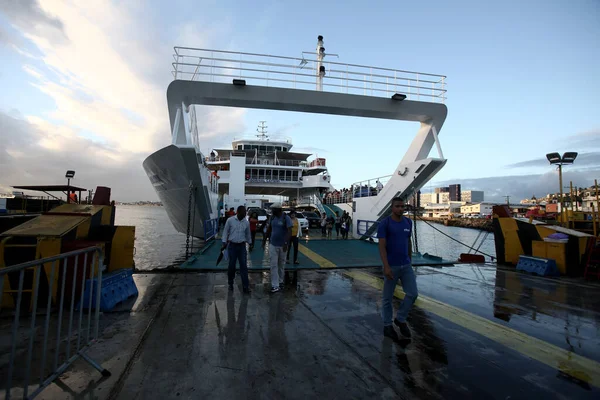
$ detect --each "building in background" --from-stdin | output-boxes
[461,190,484,203]
[419,192,438,204]
[449,184,461,201]
[461,202,494,216]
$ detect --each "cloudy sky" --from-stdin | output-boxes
[0,0,598,202]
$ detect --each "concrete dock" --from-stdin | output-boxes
[23,260,600,399]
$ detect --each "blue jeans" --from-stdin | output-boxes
[228,242,249,288]
[382,264,418,326]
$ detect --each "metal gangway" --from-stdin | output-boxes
[171,46,446,103]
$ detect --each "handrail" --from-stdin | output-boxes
[172,47,447,103]
[173,46,447,78]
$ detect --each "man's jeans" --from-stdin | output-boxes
[382,264,418,326]
[228,242,249,289]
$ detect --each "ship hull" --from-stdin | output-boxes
[143,145,218,239]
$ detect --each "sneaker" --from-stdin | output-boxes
[243,287,251,294]
[394,319,412,338]
[279,281,284,288]
[270,286,280,293]
[383,326,399,341]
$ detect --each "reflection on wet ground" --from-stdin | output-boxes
[28,264,600,399]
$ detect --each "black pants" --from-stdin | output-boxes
[287,236,299,262]
[250,230,257,249]
[335,223,341,236]
[227,242,249,288]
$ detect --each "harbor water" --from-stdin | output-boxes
[115,205,496,270]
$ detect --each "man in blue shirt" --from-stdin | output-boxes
[265,203,292,293]
[377,197,418,340]
[221,205,252,293]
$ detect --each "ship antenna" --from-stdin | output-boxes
[302,35,337,91]
[256,121,268,141]
[316,35,325,91]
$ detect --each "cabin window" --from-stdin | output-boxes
[237,145,242,150]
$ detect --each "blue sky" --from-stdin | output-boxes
[0,0,598,201]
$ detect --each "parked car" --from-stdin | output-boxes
[294,212,309,234]
[303,211,321,228]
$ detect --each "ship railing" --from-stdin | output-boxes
[323,193,353,205]
[206,156,230,162]
[1,247,110,399]
[350,174,394,198]
[246,159,304,167]
[172,47,447,103]
[246,177,301,184]
[232,135,293,144]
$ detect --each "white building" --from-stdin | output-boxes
[581,188,599,212]
[419,192,437,204]
[461,202,495,216]
[423,202,463,218]
[461,190,484,203]
[439,192,450,203]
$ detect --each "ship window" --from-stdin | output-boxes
[237,145,242,150]
[259,145,266,152]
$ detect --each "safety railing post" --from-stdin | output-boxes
[6,269,24,400]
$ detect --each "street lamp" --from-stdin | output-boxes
[65,170,75,203]
[546,152,577,225]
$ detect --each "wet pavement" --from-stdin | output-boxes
[24,262,600,400]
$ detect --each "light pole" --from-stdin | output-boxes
[546,152,577,226]
[65,170,75,203]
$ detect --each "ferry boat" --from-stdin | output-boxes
[143,35,448,239]
[207,121,331,212]
[143,115,331,239]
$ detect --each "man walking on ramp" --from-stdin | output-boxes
[378,197,418,340]
[221,205,252,294]
[265,203,292,293]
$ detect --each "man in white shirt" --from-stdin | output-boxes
[221,205,252,293]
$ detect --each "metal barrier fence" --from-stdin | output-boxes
[1,247,109,399]
[204,218,219,241]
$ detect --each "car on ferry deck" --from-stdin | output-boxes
[302,211,321,228]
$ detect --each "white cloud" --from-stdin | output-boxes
[0,1,248,201]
